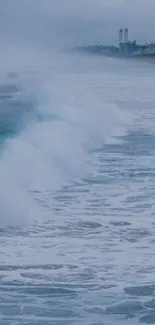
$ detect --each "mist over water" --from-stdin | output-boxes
[0,51,129,226]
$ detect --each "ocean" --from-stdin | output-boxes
[0,48,155,325]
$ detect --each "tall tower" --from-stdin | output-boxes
[124,28,128,42]
[119,28,123,43]
[119,28,124,54]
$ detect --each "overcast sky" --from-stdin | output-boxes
[0,0,155,48]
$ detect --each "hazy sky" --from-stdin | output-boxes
[0,0,155,48]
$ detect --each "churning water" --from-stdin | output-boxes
[0,21,155,325]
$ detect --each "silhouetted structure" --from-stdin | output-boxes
[73,28,155,60]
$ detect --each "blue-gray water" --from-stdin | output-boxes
[0,52,155,325]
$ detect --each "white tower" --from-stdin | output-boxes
[119,28,123,43]
[124,28,128,42]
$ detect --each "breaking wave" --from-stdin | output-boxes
[0,52,130,226]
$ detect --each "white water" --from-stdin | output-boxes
[0,53,131,227]
[0,49,155,325]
